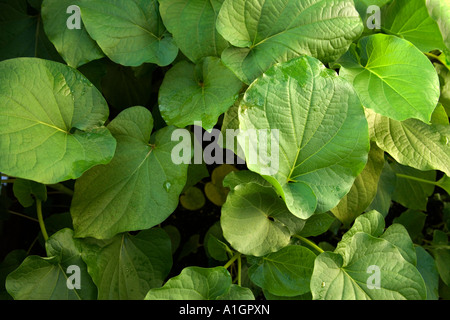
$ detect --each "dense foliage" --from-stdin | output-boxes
[0,0,449,300]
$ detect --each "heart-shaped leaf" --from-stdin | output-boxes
[159,0,229,63]
[338,34,440,123]
[381,0,445,52]
[78,0,178,66]
[311,234,426,300]
[366,109,450,177]
[221,182,305,256]
[248,245,316,297]
[70,106,189,239]
[158,57,243,130]
[238,55,369,219]
[0,57,116,184]
[81,228,172,300]
[145,266,233,300]
[6,229,97,300]
[216,0,363,84]
[42,0,104,68]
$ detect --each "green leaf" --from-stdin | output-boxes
[416,246,440,300]
[248,245,316,297]
[391,163,436,211]
[180,186,205,211]
[204,221,231,262]
[0,57,116,184]
[6,229,97,300]
[331,143,385,226]
[298,213,336,238]
[0,0,63,62]
[393,209,427,242]
[163,225,181,254]
[366,109,450,177]
[380,224,417,266]
[41,0,104,68]
[217,284,255,300]
[81,228,172,300]
[204,164,238,206]
[183,162,210,192]
[222,170,270,190]
[436,64,450,115]
[159,0,229,63]
[381,0,445,52]
[145,266,232,300]
[13,178,47,207]
[339,34,440,123]
[426,0,450,53]
[367,161,397,217]
[158,57,243,130]
[79,0,178,67]
[311,234,427,300]
[71,106,189,239]
[221,182,305,256]
[238,55,369,219]
[0,250,27,299]
[436,174,450,195]
[216,0,363,84]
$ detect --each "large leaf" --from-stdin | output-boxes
[159,0,229,63]
[81,228,172,300]
[221,182,305,257]
[311,233,426,300]
[331,143,385,226]
[216,0,363,84]
[415,246,439,300]
[238,55,369,219]
[367,161,397,217]
[366,109,450,177]
[158,57,243,130]
[248,245,316,297]
[71,106,189,239]
[6,229,97,300]
[0,57,116,184]
[381,0,445,52]
[41,0,104,68]
[78,0,178,67]
[0,0,62,62]
[339,34,440,123]
[145,266,236,300]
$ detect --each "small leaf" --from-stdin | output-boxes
[145,266,232,300]
[204,164,238,206]
[416,246,440,300]
[159,57,243,130]
[393,209,427,242]
[221,182,305,256]
[180,186,205,211]
[13,178,47,208]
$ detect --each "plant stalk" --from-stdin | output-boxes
[293,235,324,254]
[36,199,48,241]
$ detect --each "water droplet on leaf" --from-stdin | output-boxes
[163,182,171,192]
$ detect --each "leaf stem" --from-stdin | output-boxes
[36,199,48,241]
[8,210,39,223]
[293,235,324,254]
[224,252,241,269]
[48,183,74,196]
[396,173,437,186]
[237,254,242,286]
